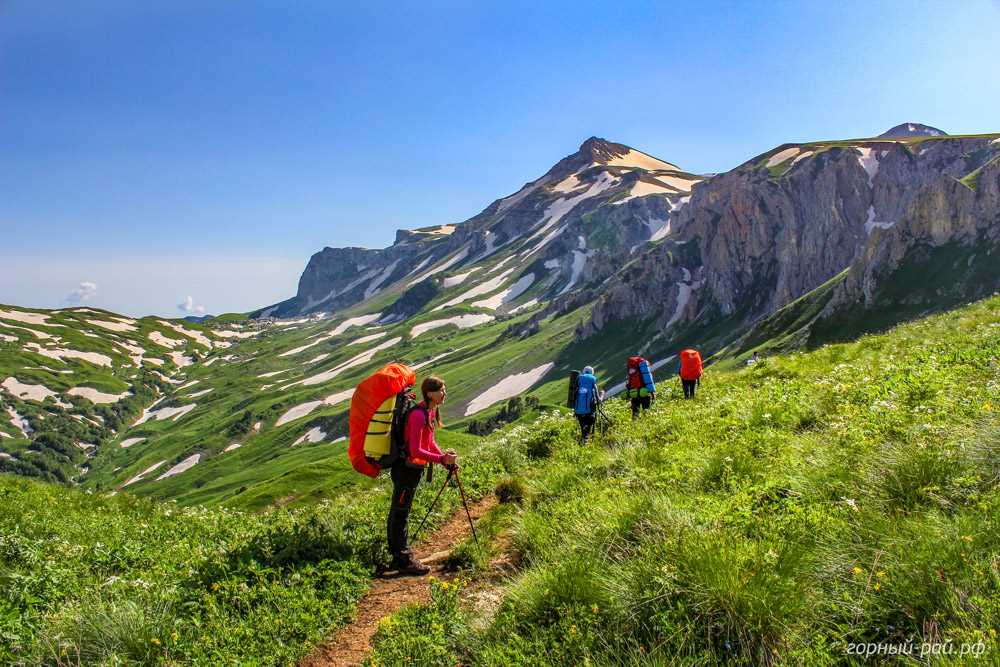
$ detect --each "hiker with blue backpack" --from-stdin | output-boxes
[572,366,603,442]
[625,355,656,419]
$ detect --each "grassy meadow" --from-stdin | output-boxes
[2,294,998,665]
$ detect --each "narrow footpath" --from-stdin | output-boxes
[300,495,497,667]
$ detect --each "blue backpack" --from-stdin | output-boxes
[574,372,598,415]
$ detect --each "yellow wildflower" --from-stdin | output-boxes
[852,566,864,575]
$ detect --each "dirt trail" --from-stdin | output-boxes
[301,494,497,667]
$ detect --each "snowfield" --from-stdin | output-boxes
[149,331,184,349]
[442,269,479,288]
[471,273,535,310]
[275,387,354,427]
[295,337,402,387]
[436,268,516,310]
[2,377,60,402]
[0,309,61,327]
[88,319,137,333]
[410,314,494,338]
[464,362,555,415]
[653,174,700,191]
[616,179,673,204]
[156,454,200,481]
[364,259,401,299]
[558,252,589,295]
[122,461,166,487]
[330,312,383,336]
[766,148,800,168]
[25,343,113,367]
[856,147,880,186]
[133,403,198,426]
[408,247,470,286]
[605,149,680,172]
[67,387,132,404]
[293,427,326,446]
[348,331,388,346]
[523,171,617,255]
[666,279,702,328]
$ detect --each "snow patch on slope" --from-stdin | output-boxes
[558,252,589,295]
[411,314,494,338]
[605,149,680,172]
[67,387,132,404]
[855,148,880,187]
[464,363,554,416]
[766,148,800,168]
[471,273,535,310]
[294,337,402,387]
[864,206,895,234]
[156,454,200,481]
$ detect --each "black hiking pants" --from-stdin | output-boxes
[576,412,595,440]
[682,379,698,399]
[387,461,424,559]
[630,395,652,419]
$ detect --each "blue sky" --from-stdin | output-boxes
[2,0,998,316]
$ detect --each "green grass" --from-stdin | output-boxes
[0,414,524,665]
[366,294,1000,666]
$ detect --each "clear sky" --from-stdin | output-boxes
[2,0,998,317]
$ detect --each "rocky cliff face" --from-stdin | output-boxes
[582,134,1000,354]
[827,151,1000,314]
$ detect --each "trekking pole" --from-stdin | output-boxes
[412,467,454,542]
[451,466,481,551]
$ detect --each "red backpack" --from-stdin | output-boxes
[627,356,646,391]
[679,349,703,381]
[348,363,420,478]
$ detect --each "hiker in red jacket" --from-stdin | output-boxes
[387,375,457,576]
[678,348,703,399]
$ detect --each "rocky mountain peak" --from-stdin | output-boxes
[576,136,681,171]
[879,122,947,138]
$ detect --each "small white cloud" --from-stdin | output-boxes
[66,281,98,304]
[177,295,206,315]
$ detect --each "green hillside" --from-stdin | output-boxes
[4,295,997,664]
[367,294,1000,665]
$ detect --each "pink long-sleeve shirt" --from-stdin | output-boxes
[405,403,443,464]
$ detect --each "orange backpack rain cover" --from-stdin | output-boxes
[679,349,703,381]
[348,362,416,478]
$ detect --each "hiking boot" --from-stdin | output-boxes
[392,553,430,576]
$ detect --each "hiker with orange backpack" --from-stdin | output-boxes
[625,355,656,420]
[347,365,457,576]
[386,375,457,575]
[678,348,703,398]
